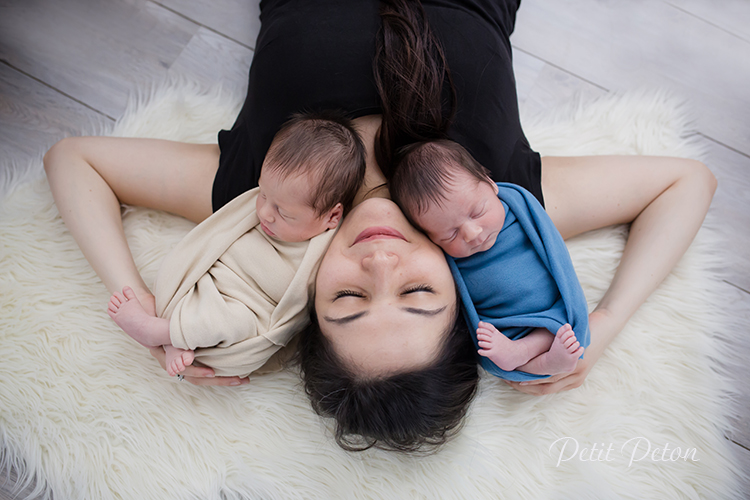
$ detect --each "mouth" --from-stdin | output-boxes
[260,221,275,237]
[472,232,496,252]
[353,226,407,245]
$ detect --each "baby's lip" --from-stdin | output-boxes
[353,226,406,246]
[473,232,497,251]
[260,221,275,237]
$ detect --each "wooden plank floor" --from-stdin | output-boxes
[1,0,748,497]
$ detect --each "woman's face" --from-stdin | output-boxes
[314,198,457,376]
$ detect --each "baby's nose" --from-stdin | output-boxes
[258,206,274,223]
[464,224,482,243]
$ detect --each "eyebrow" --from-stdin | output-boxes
[323,311,368,325]
[323,305,448,325]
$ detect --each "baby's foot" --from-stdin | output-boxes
[107,286,168,347]
[165,345,195,377]
[539,324,584,375]
[477,322,532,371]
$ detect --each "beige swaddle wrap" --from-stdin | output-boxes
[154,188,334,377]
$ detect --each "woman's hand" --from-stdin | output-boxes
[148,346,250,387]
[504,354,593,395]
[504,309,613,395]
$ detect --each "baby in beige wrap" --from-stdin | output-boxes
[107,112,366,378]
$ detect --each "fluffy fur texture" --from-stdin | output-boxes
[0,83,744,499]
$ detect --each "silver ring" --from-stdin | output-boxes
[176,374,185,382]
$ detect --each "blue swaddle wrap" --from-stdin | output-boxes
[448,183,590,382]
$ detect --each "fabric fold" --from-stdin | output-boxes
[449,182,590,382]
[155,188,334,377]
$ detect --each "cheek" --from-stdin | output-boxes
[444,240,467,259]
[315,252,343,291]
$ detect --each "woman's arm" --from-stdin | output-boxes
[44,136,218,312]
[44,136,245,386]
[507,155,716,395]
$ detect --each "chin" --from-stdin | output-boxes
[346,198,407,229]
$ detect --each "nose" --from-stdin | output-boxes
[361,249,399,274]
[258,203,274,224]
[463,223,482,244]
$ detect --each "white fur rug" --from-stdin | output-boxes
[0,84,744,499]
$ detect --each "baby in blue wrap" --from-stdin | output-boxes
[390,140,590,382]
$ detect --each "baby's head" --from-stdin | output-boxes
[257,112,366,242]
[390,139,505,258]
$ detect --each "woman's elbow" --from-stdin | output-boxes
[43,136,82,176]
[697,159,717,194]
[682,159,717,205]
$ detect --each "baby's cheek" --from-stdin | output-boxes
[443,242,462,258]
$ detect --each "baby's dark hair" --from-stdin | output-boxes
[390,139,493,229]
[265,111,366,215]
[297,305,479,454]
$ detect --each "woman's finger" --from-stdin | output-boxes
[182,375,250,387]
[515,372,566,386]
[505,358,589,395]
[506,372,580,395]
[148,346,250,386]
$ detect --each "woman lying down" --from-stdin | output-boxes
[44,0,715,452]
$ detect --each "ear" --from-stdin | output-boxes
[488,177,499,194]
[324,203,344,230]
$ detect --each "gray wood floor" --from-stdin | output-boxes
[1,0,748,497]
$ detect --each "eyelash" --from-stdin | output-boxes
[403,284,434,295]
[333,284,433,299]
[471,204,486,219]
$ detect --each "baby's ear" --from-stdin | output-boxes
[488,177,499,194]
[325,203,344,229]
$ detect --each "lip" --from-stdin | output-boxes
[473,232,497,251]
[260,221,275,237]
[353,226,406,245]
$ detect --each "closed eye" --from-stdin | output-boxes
[441,230,458,243]
[402,284,434,295]
[275,206,291,220]
[471,202,487,219]
[334,289,365,300]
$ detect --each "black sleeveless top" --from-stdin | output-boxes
[212,0,543,211]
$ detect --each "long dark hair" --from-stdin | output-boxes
[373,0,457,180]
[297,308,479,453]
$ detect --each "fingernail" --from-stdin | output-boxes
[230,381,241,386]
